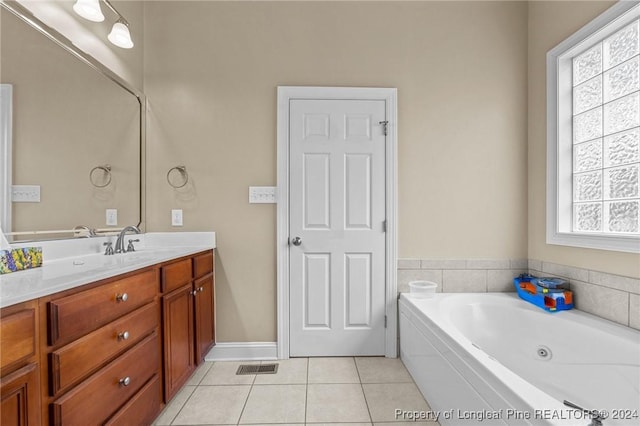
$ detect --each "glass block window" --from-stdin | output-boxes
[572,20,640,234]
[548,2,640,252]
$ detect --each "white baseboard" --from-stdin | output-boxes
[205,342,278,361]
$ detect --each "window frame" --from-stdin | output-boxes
[547,0,640,253]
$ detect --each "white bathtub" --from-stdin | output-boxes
[399,293,640,426]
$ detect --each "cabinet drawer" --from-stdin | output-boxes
[50,302,159,395]
[104,374,161,426]
[48,269,158,345]
[0,306,36,371]
[162,258,192,293]
[193,251,214,279]
[50,331,159,426]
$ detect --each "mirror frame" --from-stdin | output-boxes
[0,0,145,241]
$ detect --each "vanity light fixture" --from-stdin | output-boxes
[72,0,104,22]
[107,19,133,49]
[72,0,134,49]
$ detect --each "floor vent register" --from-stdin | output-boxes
[236,364,279,375]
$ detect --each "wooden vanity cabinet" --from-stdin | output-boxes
[0,300,41,426]
[0,248,215,424]
[162,250,215,401]
[42,268,162,426]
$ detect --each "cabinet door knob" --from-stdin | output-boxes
[119,376,131,387]
[198,286,204,292]
[116,293,128,302]
[191,290,197,296]
[118,331,130,341]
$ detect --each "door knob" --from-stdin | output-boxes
[291,237,302,246]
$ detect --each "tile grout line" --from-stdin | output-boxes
[305,357,310,424]
[167,371,201,426]
[353,357,374,425]
[235,361,262,426]
[235,368,258,426]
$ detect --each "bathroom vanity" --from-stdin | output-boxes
[0,240,215,425]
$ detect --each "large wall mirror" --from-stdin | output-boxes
[0,1,143,242]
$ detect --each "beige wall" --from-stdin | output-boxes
[528,1,640,279]
[16,0,144,91]
[144,1,529,342]
[1,7,140,235]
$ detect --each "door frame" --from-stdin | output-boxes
[276,86,398,359]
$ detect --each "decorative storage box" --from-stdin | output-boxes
[513,274,573,312]
[0,247,43,274]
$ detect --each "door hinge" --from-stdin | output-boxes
[384,315,388,328]
[383,220,387,233]
[379,120,389,136]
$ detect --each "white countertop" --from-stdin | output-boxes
[0,232,215,308]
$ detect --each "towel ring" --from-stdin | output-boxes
[89,165,112,188]
[167,165,189,188]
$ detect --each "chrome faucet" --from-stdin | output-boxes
[114,225,141,254]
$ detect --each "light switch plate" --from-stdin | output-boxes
[249,186,277,204]
[106,209,118,226]
[171,209,183,226]
[11,185,40,202]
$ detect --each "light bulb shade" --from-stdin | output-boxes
[108,21,134,49]
[73,0,105,22]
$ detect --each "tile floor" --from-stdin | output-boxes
[153,357,440,426]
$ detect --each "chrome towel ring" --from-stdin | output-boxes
[167,165,188,188]
[89,165,112,188]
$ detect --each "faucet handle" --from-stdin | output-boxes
[126,239,140,253]
[103,242,114,256]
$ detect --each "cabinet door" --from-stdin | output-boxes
[0,363,40,426]
[194,274,215,363]
[162,284,195,401]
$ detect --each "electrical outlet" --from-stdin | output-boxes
[106,209,118,226]
[249,186,277,204]
[11,185,40,202]
[171,209,183,226]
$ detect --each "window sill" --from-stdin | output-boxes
[547,230,640,253]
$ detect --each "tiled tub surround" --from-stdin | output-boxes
[398,258,639,330]
[528,260,640,330]
[397,258,529,294]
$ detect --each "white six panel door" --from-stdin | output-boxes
[289,99,386,356]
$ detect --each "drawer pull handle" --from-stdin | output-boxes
[116,293,129,302]
[119,376,131,387]
[118,331,130,341]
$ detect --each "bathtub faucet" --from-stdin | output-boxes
[563,400,605,426]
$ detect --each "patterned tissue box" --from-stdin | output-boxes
[0,247,43,274]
